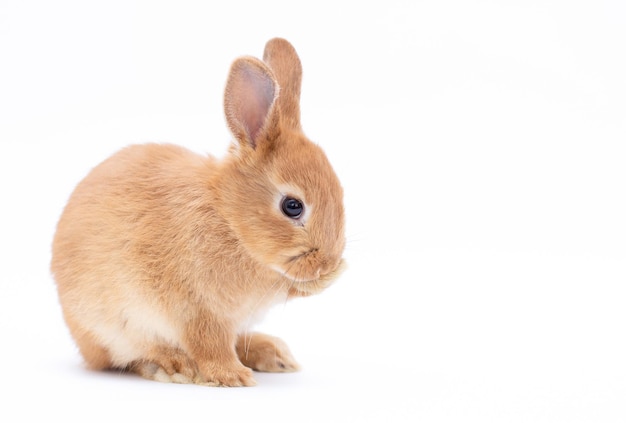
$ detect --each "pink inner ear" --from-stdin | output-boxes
[239,67,275,147]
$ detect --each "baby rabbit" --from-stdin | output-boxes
[51,38,345,387]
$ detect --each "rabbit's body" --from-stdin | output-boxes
[51,39,345,387]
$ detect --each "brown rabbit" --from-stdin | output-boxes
[51,38,346,387]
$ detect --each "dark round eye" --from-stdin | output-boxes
[281,197,304,219]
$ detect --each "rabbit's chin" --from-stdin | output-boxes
[276,259,347,295]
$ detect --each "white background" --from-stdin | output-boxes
[1,1,625,421]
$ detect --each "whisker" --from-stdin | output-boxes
[283,258,301,298]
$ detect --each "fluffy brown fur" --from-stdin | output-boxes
[51,38,345,387]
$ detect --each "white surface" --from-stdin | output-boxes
[1,1,625,422]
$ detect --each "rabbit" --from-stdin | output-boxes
[50,38,346,387]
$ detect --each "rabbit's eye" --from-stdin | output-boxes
[281,197,304,219]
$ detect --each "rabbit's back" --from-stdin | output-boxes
[51,143,221,368]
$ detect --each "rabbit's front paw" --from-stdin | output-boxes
[237,332,300,373]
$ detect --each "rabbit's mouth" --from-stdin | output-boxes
[278,258,346,295]
[274,247,344,281]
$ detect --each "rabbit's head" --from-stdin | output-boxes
[217,38,345,284]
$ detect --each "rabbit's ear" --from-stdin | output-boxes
[224,57,279,149]
[263,38,302,130]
